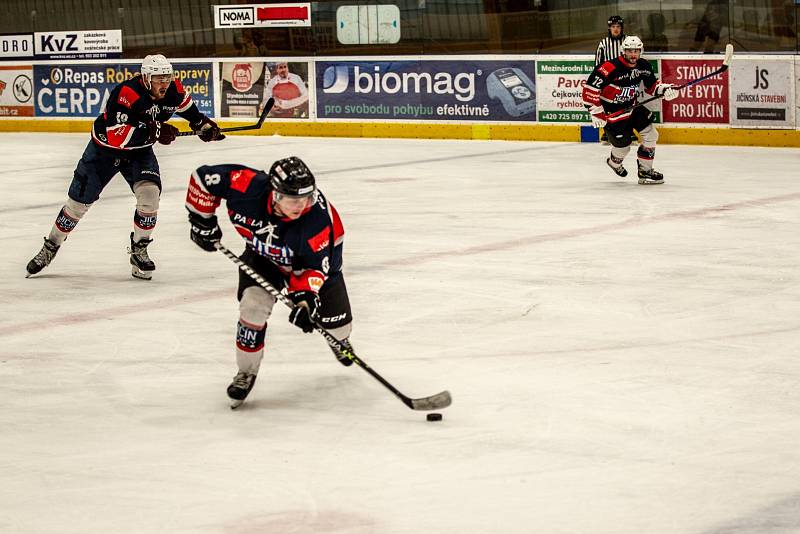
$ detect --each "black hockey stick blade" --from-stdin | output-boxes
[176,97,274,137]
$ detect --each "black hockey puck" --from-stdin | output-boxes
[426,413,443,422]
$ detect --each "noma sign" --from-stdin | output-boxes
[213,3,311,28]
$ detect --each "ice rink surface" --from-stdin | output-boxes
[1,132,799,534]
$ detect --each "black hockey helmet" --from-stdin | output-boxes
[269,156,316,197]
[608,15,624,27]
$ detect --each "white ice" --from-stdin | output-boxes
[1,132,799,534]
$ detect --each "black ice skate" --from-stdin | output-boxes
[26,237,60,277]
[128,232,155,280]
[330,338,355,367]
[227,371,257,409]
[606,157,628,177]
[637,162,664,185]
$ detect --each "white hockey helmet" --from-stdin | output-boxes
[621,36,644,53]
[141,54,173,89]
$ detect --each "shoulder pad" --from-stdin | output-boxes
[229,168,257,193]
[117,84,140,108]
[598,61,616,77]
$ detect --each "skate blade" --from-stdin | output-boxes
[131,267,153,280]
[637,178,664,185]
[230,398,245,410]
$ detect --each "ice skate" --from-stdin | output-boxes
[637,162,664,185]
[606,157,628,177]
[330,338,355,367]
[128,232,155,280]
[227,371,257,409]
[26,237,60,277]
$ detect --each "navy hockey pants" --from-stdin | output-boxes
[237,246,353,330]
[69,141,162,204]
[605,107,655,149]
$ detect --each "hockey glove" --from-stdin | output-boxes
[288,291,320,333]
[188,211,222,252]
[145,121,161,145]
[587,105,607,128]
[191,116,226,142]
[655,83,679,101]
[157,122,178,145]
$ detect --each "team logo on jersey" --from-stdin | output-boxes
[614,86,637,103]
[250,236,292,265]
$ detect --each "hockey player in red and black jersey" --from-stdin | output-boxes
[26,54,225,280]
[185,156,354,408]
[582,36,679,184]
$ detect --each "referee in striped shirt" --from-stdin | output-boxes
[595,15,625,65]
[595,15,625,143]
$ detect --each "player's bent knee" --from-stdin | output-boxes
[133,180,161,212]
[327,323,353,341]
[639,125,659,145]
[608,133,632,149]
[239,287,275,325]
[64,197,92,219]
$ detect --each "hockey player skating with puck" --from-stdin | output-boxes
[582,36,679,184]
[25,54,225,280]
[185,157,354,408]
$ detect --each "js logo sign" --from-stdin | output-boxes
[752,66,769,90]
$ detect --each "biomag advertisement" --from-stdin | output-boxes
[660,58,728,124]
[33,62,213,117]
[0,65,34,116]
[729,58,794,129]
[220,61,310,119]
[316,60,537,121]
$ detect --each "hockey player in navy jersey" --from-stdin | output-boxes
[26,54,225,280]
[185,156,354,407]
[582,36,679,184]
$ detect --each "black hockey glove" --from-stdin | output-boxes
[190,116,226,142]
[188,211,222,252]
[288,291,320,333]
[157,122,178,145]
[145,121,161,145]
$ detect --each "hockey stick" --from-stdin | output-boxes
[214,242,453,412]
[176,97,275,137]
[607,44,734,119]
